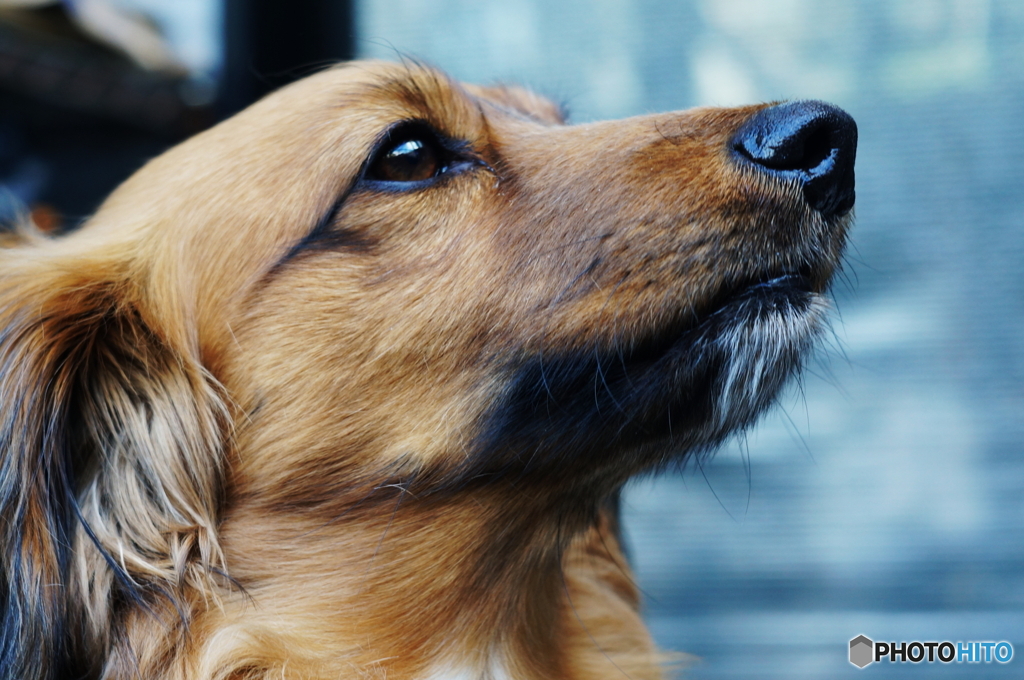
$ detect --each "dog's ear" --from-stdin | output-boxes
[0,247,227,680]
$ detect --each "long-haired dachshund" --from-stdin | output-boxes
[0,61,855,680]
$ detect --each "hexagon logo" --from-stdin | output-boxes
[850,635,874,668]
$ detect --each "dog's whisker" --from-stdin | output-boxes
[362,486,407,579]
[524,234,613,268]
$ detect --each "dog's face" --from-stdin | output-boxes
[0,61,854,679]
[96,62,849,501]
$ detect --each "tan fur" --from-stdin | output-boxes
[0,61,850,680]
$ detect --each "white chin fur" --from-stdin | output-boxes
[711,292,829,431]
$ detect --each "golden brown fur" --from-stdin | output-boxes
[0,61,852,680]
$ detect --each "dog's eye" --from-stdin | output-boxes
[367,131,448,183]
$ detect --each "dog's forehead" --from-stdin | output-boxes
[277,62,486,136]
[302,62,563,129]
[95,62,553,235]
[462,83,566,125]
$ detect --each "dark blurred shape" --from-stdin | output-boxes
[1,1,356,231]
[0,5,215,230]
[0,8,203,133]
[220,0,355,117]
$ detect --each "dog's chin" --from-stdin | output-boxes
[466,270,829,486]
[671,271,826,436]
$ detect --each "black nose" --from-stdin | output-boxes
[732,101,857,218]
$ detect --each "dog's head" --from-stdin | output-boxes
[0,61,854,679]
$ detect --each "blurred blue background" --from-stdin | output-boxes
[2,0,1021,677]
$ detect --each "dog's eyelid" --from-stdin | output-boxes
[375,119,458,152]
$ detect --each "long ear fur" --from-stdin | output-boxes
[0,242,227,680]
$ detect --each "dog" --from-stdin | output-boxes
[0,61,855,680]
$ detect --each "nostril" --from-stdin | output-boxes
[793,125,833,173]
[735,118,833,173]
[732,100,858,218]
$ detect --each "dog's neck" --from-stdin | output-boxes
[188,483,639,680]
